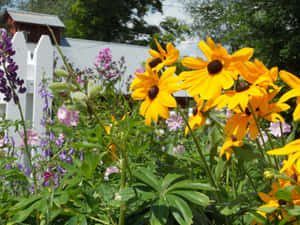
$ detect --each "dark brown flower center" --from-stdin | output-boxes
[149,58,162,68]
[291,174,298,182]
[245,107,251,116]
[148,85,159,100]
[207,60,223,75]
[193,107,198,116]
[278,199,287,205]
[232,135,238,142]
[236,83,249,92]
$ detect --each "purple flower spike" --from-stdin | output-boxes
[0,29,26,103]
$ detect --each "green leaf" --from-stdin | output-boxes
[10,196,41,211]
[287,206,300,216]
[119,188,135,201]
[275,186,294,202]
[256,207,277,214]
[134,168,160,192]
[161,174,184,191]
[150,198,169,225]
[167,180,215,193]
[170,190,210,206]
[215,157,225,181]
[66,216,78,225]
[8,200,41,225]
[167,194,193,225]
[233,144,261,162]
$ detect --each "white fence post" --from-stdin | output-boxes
[6,32,28,145]
[32,35,53,136]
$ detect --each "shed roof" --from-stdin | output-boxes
[5,9,65,28]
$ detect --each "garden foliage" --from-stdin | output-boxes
[1,28,300,225]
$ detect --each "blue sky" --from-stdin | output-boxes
[145,0,204,58]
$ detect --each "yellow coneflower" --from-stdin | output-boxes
[147,39,180,71]
[279,70,300,121]
[131,65,181,125]
[219,135,243,160]
[180,37,253,100]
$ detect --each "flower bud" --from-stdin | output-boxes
[49,82,76,92]
[88,81,102,99]
[55,69,69,77]
[71,91,87,105]
[264,170,274,179]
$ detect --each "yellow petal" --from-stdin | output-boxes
[198,40,212,61]
[231,48,254,62]
[181,57,207,69]
[279,88,300,103]
[280,70,300,89]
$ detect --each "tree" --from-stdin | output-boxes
[64,0,164,45]
[150,16,191,48]
[14,0,75,21]
[185,0,300,75]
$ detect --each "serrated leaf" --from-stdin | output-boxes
[10,196,41,211]
[170,190,210,206]
[167,194,193,225]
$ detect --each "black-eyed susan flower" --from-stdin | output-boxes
[219,135,243,160]
[147,39,180,71]
[215,82,264,111]
[224,89,290,140]
[237,59,278,89]
[131,65,181,125]
[180,37,253,100]
[268,139,300,173]
[185,95,206,135]
[279,70,300,121]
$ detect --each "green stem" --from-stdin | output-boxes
[279,122,286,146]
[6,73,38,194]
[244,168,257,193]
[248,103,275,169]
[259,121,279,169]
[178,106,221,202]
[118,158,126,225]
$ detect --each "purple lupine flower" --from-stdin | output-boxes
[173,145,185,154]
[49,132,55,141]
[0,29,26,103]
[17,164,23,170]
[68,148,75,155]
[58,166,67,174]
[59,150,66,161]
[56,133,64,147]
[5,164,11,169]
[66,157,72,164]
[104,166,120,180]
[166,112,183,131]
[40,139,48,148]
[269,122,291,137]
[42,148,52,158]
[57,105,80,127]
[4,135,9,144]
[40,119,46,126]
[24,168,31,176]
[80,151,84,160]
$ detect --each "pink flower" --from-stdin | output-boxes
[104,166,120,180]
[166,112,183,131]
[19,128,38,146]
[135,67,145,74]
[57,105,80,127]
[173,145,185,154]
[269,122,291,137]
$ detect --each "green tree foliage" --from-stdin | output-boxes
[14,0,75,20]
[64,0,163,45]
[185,0,300,74]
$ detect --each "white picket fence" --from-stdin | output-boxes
[0,32,53,145]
